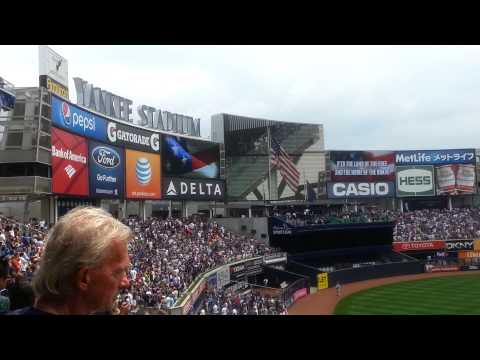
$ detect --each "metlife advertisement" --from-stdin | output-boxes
[51,95,107,142]
[395,149,476,165]
[88,140,125,198]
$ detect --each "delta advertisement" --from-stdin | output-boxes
[396,165,435,197]
[51,95,107,142]
[163,135,219,179]
[51,127,89,196]
[88,141,125,198]
[125,149,161,199]
[393,240,445,252]
[162,177,225,201]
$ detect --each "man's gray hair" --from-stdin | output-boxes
[32,206,132,300]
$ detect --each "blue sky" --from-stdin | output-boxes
[1,45,479,150]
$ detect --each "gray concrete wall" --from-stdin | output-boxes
[213,217,269,245]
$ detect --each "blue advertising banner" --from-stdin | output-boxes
[327,181,395,198]
[395,149,475,165]
[51,95,107,142]
[0,88,16,111]
[88,140,125,198]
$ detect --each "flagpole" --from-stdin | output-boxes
[267,126,272,202]
[304,169,307,202]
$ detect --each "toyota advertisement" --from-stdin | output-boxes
[51,127,89,196]
[125,149,161,199]
[51,95,107,142]
[88,141,125,198]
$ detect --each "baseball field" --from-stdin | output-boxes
[333,274,480,315]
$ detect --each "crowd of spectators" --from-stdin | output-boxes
[3,205,480,314]
[115,216,278,313]
[275,207,480,242]
[196,288,287,315]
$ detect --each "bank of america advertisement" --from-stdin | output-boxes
[329,151,395,182]
[88,141,125,198]
[51,95,107,142]
[125,149,161,199]
[396,165,435,197]
[436,164,476,195]
[51,127,89,196]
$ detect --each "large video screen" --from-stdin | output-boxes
[329,151,395,182]
[163,135,219,179]
[51,127,89,196]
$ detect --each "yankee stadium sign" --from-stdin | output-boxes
[73,77,201,137]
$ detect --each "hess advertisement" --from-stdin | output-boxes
[329,151,395,182]
[396,165,435,197]
[163,135,219,179]
[51,95,107,142]
[51,127,89,196]
[436,164,476,195]
[88,141,125,198]
[125,149,161,199]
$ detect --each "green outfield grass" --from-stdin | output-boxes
[333,274,480,315]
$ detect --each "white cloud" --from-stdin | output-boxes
[1,45,479,149]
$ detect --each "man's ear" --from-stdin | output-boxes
[76,267,91,291]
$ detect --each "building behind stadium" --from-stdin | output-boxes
[0,46,478,225]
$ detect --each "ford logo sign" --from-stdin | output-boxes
[92,146,120,169]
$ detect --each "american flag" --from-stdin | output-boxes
[270,138,300,193]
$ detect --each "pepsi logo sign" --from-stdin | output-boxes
[92,146,120,169]
[61,102,71,126]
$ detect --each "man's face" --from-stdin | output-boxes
[85,240,131,313]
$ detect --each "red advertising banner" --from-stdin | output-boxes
[393,240,445,252]
[293,288,308,302]
[51,127,89,196]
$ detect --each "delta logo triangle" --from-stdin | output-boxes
[166,181,177,196]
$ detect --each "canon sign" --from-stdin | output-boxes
[327,182,394,198]
[396,166,435,197]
